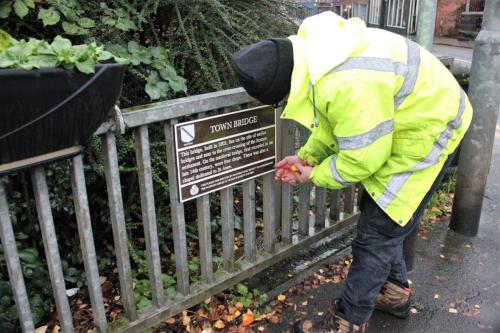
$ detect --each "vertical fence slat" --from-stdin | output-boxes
[164,121,190,295]
[194,112,213,282]
[273,107,283,234]
[70,155,108,332]
[0,180,35,333]
[298,126,311,236]
[298,184,311,236]
[196,195,213,283]
[31,167,74,332]
[315,188,326,228]
[242,180,256,262]
[263,173,276,253]
[281,181,293,244]
[280,120,295,244]
[101,132,138,320]
[329,190,341,222]
[344,185,355,215]
[134,126,165,307]
[356,184,364,212]
[220,187,235,273]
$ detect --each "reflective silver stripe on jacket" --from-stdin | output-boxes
[329,155,352,186]
[324,39,419,150]
[394,40,421,109]
[329,57,407,77]
[376,89,467,210]
[336,119,394,150]
[327,39,421,110]
[317,39,423,188]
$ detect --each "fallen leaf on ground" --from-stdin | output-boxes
[277,294,286,302]
[182,311,191,326]
[164,318,176,324]
[214,320,225,329]
[241,310,255,327]
[35,326,48,333]
[463,308,480,317]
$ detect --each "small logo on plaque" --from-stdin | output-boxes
[180,124,195,143]
[190,185,200,196]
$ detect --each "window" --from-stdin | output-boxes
[386,0,406,28]
[353,3,368,22]
[369,0,382,25]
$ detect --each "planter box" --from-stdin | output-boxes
[0,63,125,174]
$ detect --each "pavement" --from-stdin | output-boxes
[433,44,473,62]
[432,37,474,71]
[264,111,500,331]
[434,37,474,50]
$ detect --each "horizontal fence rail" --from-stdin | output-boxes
[0,88,361,332]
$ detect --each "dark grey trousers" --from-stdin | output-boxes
[340,151,456,325]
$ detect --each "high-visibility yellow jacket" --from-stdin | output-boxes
[281,12,473,226]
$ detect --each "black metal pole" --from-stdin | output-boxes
[380,0,387,29]
[450,0,500,236]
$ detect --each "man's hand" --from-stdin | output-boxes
[275,155,303,183]
[275,155,304,169]
[275,155,313,185]
[293,163,314,184]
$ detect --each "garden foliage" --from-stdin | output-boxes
[0,0,297,330]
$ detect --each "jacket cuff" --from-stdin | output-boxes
[297,147,320,166]
[309,155,346,189]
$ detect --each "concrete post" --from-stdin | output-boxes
[415,0,438,50]
[450,0,500,236]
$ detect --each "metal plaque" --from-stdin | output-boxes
[174,106,276,202]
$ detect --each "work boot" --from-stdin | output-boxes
[293,300,368,333]
[374,280,412,319]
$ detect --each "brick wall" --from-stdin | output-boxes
[435,0,466,37]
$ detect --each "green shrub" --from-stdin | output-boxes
[0,1,298,330]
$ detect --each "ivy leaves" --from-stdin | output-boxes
[0,33,127,73]
[44,0,95,35]
[145,72,169,100]
[0,29,10,51]
[1,0,134,36]
[1,0,95,35]
[108,42,186,100]
[0,0,34,19]
[13,0,33,18]
[37,7,60,26]
[101,3,137,32]
[0,0,188,101]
